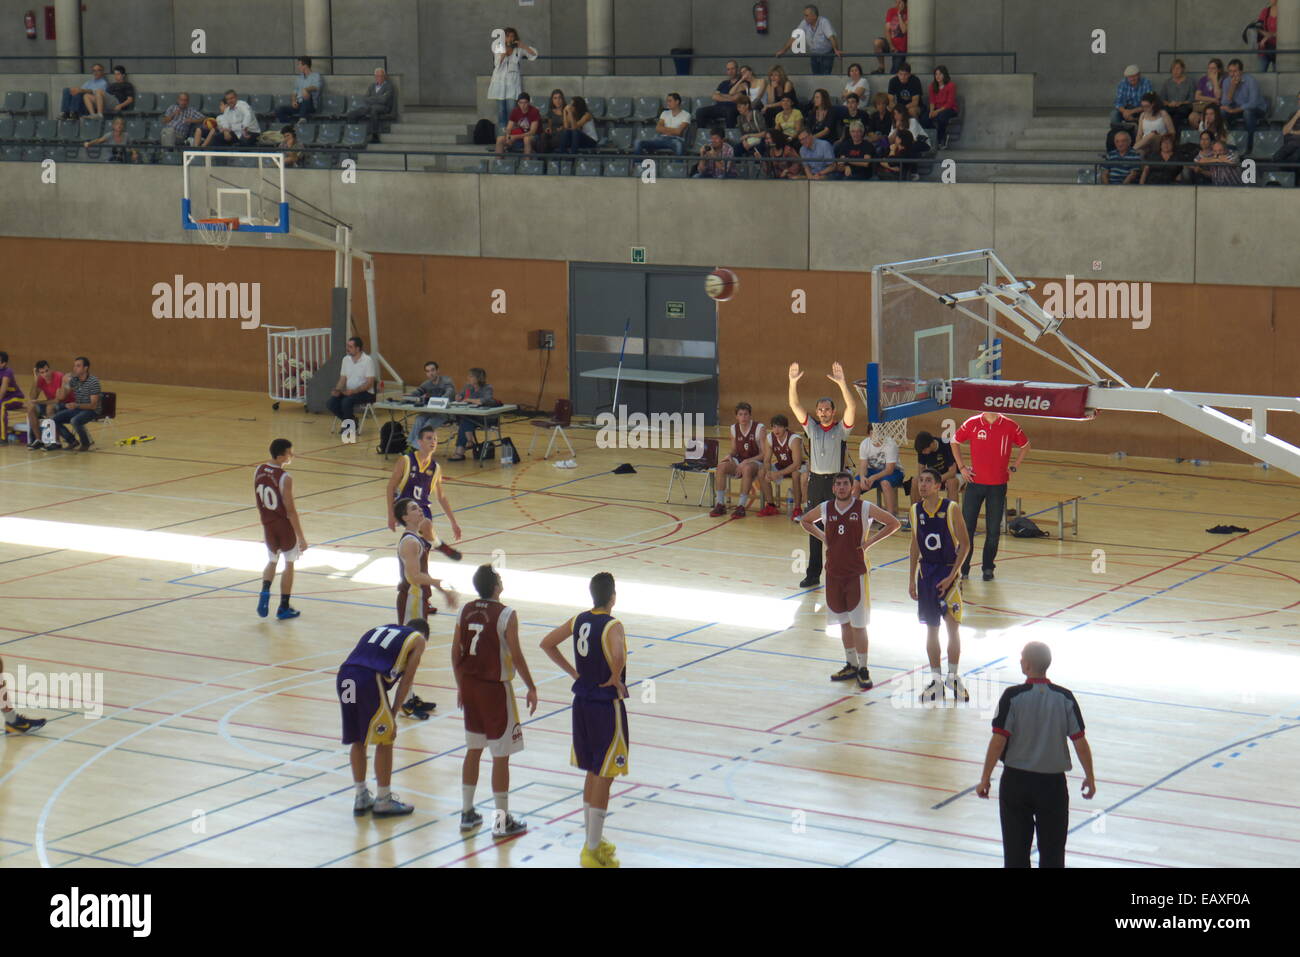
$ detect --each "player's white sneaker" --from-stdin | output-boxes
[353,788,375,817]
[945,673,970,703]
[920,678,943,703]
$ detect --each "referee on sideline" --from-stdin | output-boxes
[788,361,856,588]
[976,641,1096,868]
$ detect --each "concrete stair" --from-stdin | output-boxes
[1014,111,1110,153]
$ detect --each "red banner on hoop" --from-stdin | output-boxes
[949,379,1094,419]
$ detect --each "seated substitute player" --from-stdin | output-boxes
[857,423,906,527]
[759,413,807,518]
[800,472,901,689]
[336,617,431,817]
[911,430,961,504]
[710,401,766,518]
[908,467,972,703]
[540,572,628,869]
[385,424,463,561]
[452,564,538,838]
[1,656,47,734]
[254,438,307,619]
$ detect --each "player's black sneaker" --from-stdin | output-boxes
[982,569,995,581]
[435,542,463,561]
[799,574,820,588]
[4,714,46,734]
[460,808,484,832]
[856,668,873,690]
[401,695,437,719]
[492,814,528,838]
[831,663,858,681]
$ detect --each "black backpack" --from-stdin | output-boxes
[1008,516,1050,538]
[472,119,496,145]
[378,420,406,455]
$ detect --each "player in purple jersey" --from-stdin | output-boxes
[1,654,48,734]
[337,618,430,817]
[541,572,628,868]
[908,468,972,703]
[385,425,463,562]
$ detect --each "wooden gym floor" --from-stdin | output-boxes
[1,382,1297,868]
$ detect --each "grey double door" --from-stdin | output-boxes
[569,263,719,426]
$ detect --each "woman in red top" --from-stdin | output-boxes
[24,359,65,450]
[927,65,959,149]
[1257,0,1278,73]
[885,1,908,74]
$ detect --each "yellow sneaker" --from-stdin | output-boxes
[579,843,620,868]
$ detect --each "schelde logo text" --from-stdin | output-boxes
[984,395,1051,411]
[1041,275,1151,330]
[151,274,261,329]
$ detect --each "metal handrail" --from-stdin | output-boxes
[1156,48,1300,72]
[531,51,1017,74]
[0,54,387,74]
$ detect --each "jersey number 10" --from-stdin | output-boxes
[257,484,280,511]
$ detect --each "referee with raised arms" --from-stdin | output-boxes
[788,361,856,589]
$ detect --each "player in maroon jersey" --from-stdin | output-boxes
[800,471,901,689]
[254,438,308,620]
[385,425,462,562]
[451,564,538,838]
[1,655,47,734]
[759,413,807,518]
[710,402,767,518]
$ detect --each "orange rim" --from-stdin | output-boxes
[196,217,240,230]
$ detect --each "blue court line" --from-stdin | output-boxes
[844,839,897,866]
[1067,722,1300,835]
[972,673,1274,719]
[1068,525,1300,632]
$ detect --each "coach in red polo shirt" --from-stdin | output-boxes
[950,411,1030,581]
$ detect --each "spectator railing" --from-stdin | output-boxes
[1156,48,1300,72]
[531,51,1017,75]
[0,54,387,74]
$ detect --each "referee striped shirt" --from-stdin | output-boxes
[992,678,1085,774]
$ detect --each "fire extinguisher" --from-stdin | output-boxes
[753,0,768,34]
[25,10,37,39]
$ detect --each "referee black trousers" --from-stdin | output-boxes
[961,481,1007,576]
[803,472,836,581]
[998,766,1069,868]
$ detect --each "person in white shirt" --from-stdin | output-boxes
[842,63,870,103]
[634,93,692,156]
[327,336,379,426]
[858,424,907,525]
[198,89,261,148]
[487,27,539,131]
[775,5,843,76]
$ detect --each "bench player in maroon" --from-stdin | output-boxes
[452,564,538,838]
[710,401,766,518]
[760,413,807,518]
[254,438,308,620]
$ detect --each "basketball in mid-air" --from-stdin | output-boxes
[705,267,738,301]
[203,117,217,130]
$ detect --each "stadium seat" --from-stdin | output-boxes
[575,157,603,176]
[79,116,103,140]
[306,151,334,169]
[345,93,368,115]
[155,92,179,114]
[547,158,573,175]
[296,121,320,145]
[633,96,660,121]
[586,96,606,119]
[3,91,25,114]
[659,157,689,178]
[250,93,274,117]
[1075,167,1098,185]
[158,148,182,165]
[133,91,157,116]
[1251,130,1281,159]
[145,119,163,143]
[318,93,346,118]
[0,145,20,161]
[125,118,147,141]
[0,116,13,140]
[1227,129,1247,150]
[1269,95,1294,125]
[489,156,517,174]
[606,97,633,121]
[315,122,343,146]
[1178,128,1199,146]
[21,91,46,117]
[606,125,634,152]
[724,127,742,147]
[58,119,81,141]
[20,145,47,162]
[12,117,34,141]
[35,118,58,141]
[201,93,224,114]
[519,157,546,175]
[602,157,630,177]
[1263,170,1296,187]
[341,123,369,147]
[274,93,294,115]
[693,95,713,115]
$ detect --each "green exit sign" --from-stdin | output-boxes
[666,300,686,319]
[631,246,646,264]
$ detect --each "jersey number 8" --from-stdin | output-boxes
[576,622,591,657]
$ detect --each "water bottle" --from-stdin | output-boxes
[502,442,515,466]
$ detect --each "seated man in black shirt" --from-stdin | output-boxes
[695,60,743,129]
[912,430,961,504]
[836,93,868,143]
[834,121,875,179]
[887,62,925,119]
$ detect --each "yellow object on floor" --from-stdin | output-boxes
[116,435,157,447]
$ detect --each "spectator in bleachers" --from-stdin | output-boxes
[198,90,261,149]
[837,93,866,140]
[763,129,801,178]
[1198,102,1228,142]
[1161,59,1195,130]
[762,66,796,126]
[1191,58,1225,127]
[926,65,960,149]
[1273,93,1300,173]
[279,126,304,167]
[275,56,322,125]
[345,67,395,142]
[88,65,135,118]
[1110,65,1153,127]
[1257,0,1279,72]
[84,116,137,163]
[695,60,743,130]
[878,129,918,180]
[1100,129,1141,184]
[494,92,541,155]
[22,360,64,450]
[842,64,869,103]
[541,89,568,152]
[59,63,107,120]
[558,96,598,153]
[411,360,456,437]
[733,65,765,111]
[1186,130,1218,184]
[772,93,804,140]
[1199,139,1244,186]
[797,128,838,180]
[889,105,926,146]
[634,93,691,156]
[0,352,22,444]
[1140,134,1183,185]
[51,356,101,452]
[449,368,495,462]
[693,128,736,178]
[888,62,925,120]
[835,121,874,180]
[160,92,204,148]
[1220,58,1267,154]
[737,96,767,154]
[1133,93,1174,157]
[488,27,539,131]
[776,5,842,76]
[884,2,909,74]
[864,92,894,150]
[327,337,377,429]
[806,89,840,143]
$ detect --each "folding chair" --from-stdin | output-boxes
[664,438,719,504]
[527,399,575,459]
[329,380,380,436]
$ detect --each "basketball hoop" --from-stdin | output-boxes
[194,217,239,250]
[875,377,917,448]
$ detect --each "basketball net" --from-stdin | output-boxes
[875,380,912,450]
[194,217,239,251]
